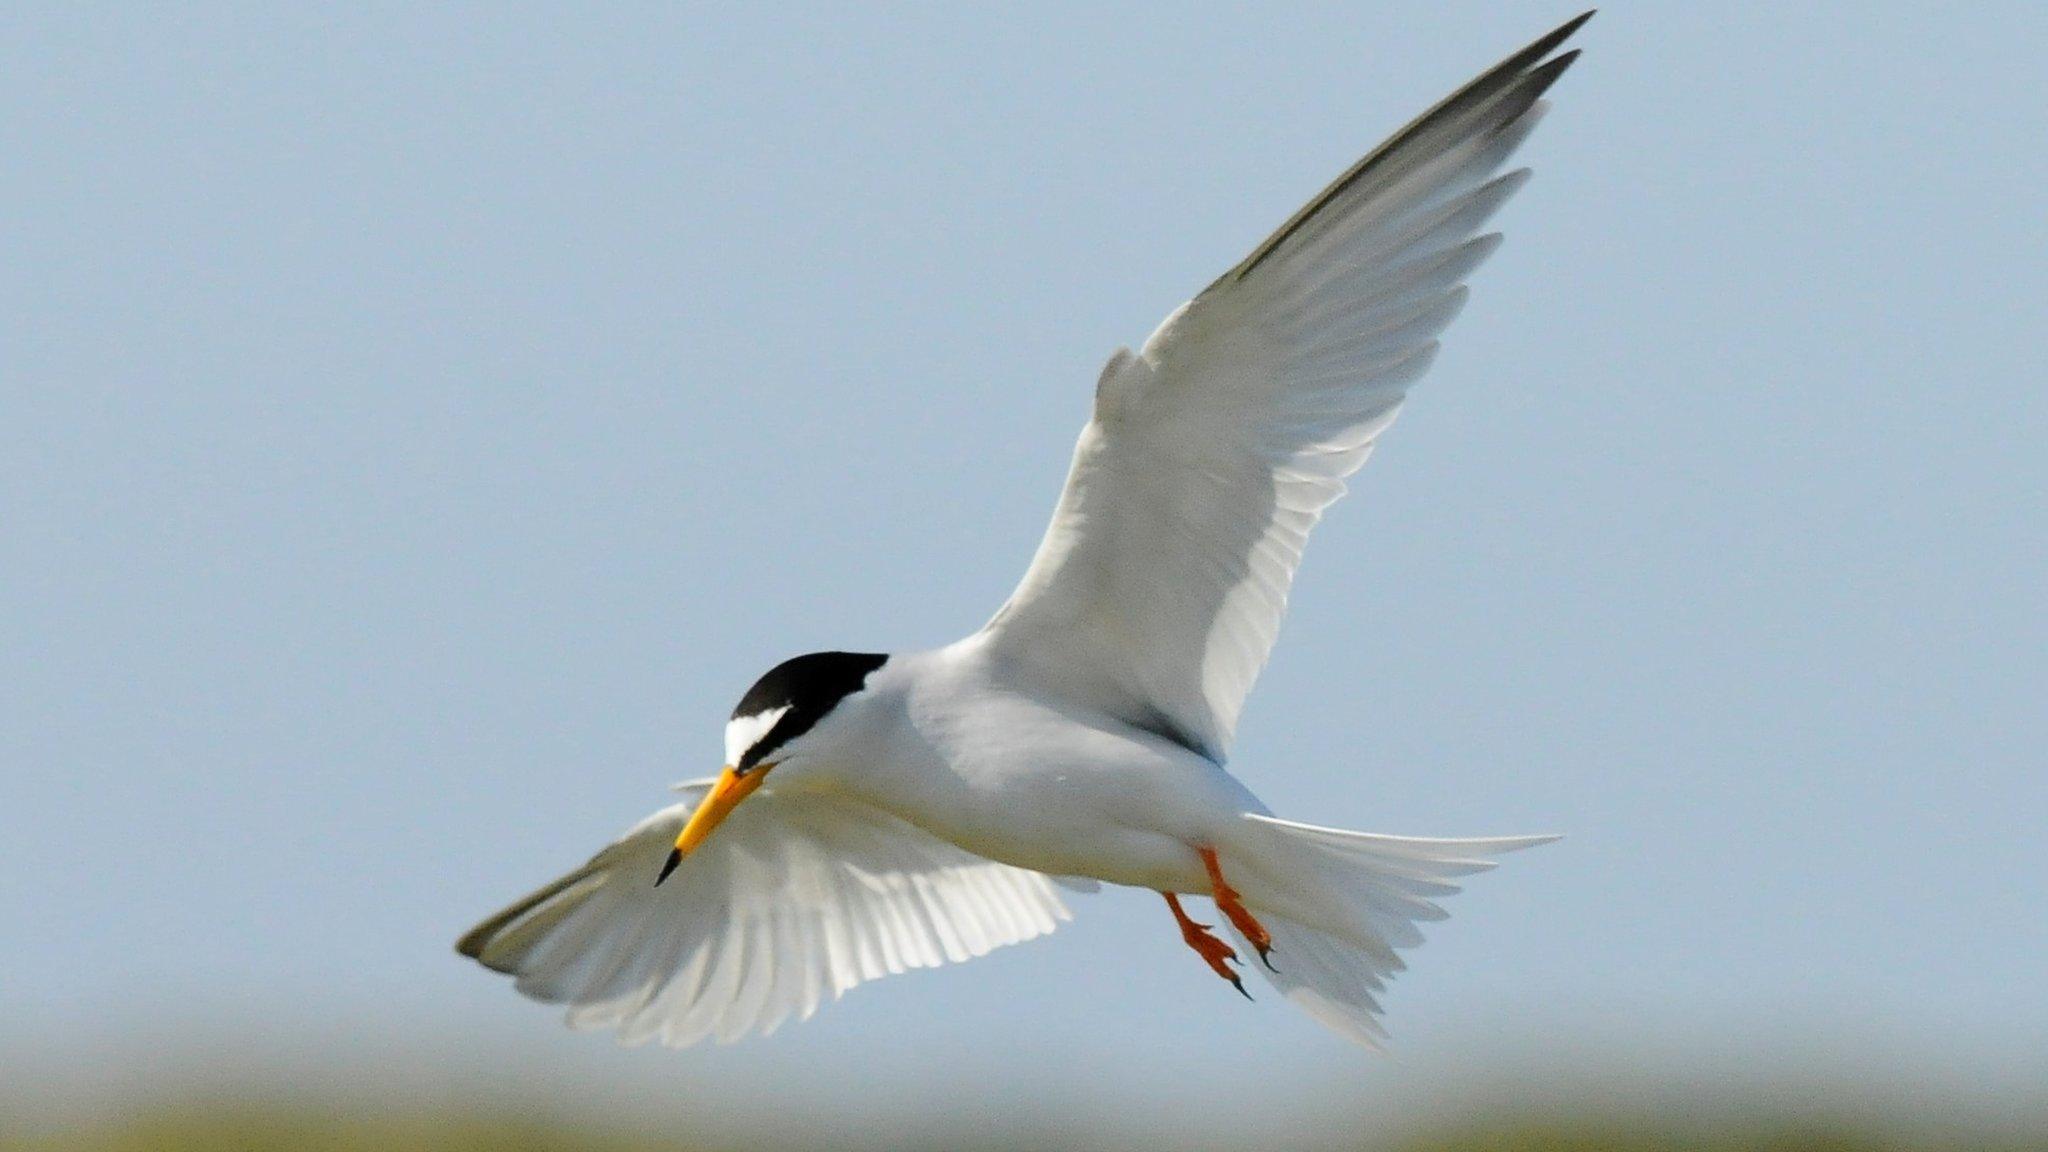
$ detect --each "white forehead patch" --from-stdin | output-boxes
[724,705,792,767]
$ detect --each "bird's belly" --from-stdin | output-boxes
[945,806,1208,892]
[844,659,1272,891]
[864,746,1257,893]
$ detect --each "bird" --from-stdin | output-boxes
[458,11,1588,1049]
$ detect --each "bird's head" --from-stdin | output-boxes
[656,650,889,884]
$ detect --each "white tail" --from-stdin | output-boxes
[1219,813,1558,1047]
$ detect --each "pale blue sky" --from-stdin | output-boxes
[3,0,2044,1133]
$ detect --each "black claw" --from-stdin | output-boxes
[1258,945,1279,973]
[1229,973,1253,1001]
[655,848,682,886]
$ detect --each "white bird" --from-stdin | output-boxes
[459,12,1588,1049]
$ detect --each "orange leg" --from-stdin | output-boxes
[1200,846,1276,972]
[1163,892,1250,1000]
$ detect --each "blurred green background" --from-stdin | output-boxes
[8,1117,2046,1152]
[9,1098,2048,1152]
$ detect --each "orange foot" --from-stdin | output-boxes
[1200,846,1277,972]
[1163,892,1250,1000]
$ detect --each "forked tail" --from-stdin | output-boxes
[1218,813,1557,1046]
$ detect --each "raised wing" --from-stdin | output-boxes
[981,15,1588,761]
[456,781,1071,1046]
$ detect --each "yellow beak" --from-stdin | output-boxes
[656,763,768,885]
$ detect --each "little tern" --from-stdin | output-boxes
[459,12,1589,1048]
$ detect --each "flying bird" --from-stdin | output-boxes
[458,12,1589,1048]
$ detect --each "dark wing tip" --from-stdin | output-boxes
[1226,12,1593,286]
[454,924,490,961]
[1519,47,1585,105]
[453,861,601,964]
[1544,45,1585,77]
[1554,10,1599,45]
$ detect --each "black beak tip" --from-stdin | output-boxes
[655,848,682,886]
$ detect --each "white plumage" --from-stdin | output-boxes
[458,780,1075,1046]
[460,12,1588,1049]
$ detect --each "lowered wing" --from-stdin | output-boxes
[458,781,1072,1046]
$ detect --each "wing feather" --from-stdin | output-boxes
[457,783,1072,1046]
[979,16,1587,759]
